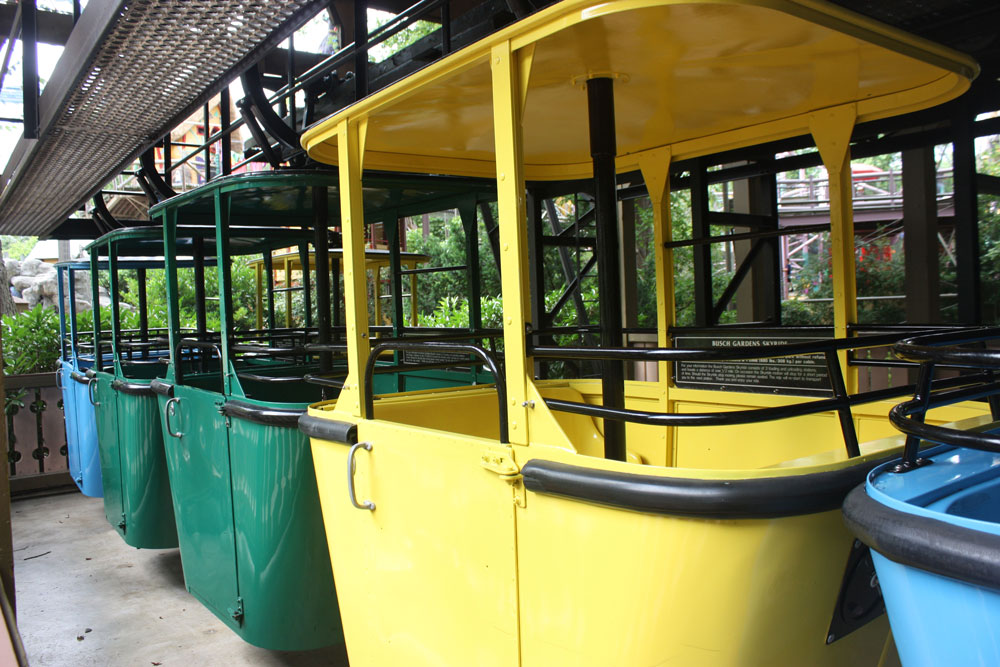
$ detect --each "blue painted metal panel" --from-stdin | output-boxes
[861,444,1000,666]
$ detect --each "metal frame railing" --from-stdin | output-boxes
[363,340,507,443]
[530,329,982,459]
[889,327,1000,470]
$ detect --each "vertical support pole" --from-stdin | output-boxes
[108,246,121,373]
[255,264,263,330]
[193,237,207,337]
[811,105,858,392]
[68,269,79,358]
[163,211,182,381]
[903,147,939,325]
[214,192,234,394]
[690,159,712,326]
[331,254,342,340]
[220,87,232,176]
[953,103,980,325]
[620,198,638,331]
[284,257,293,328]
[386,212,405,336]
[354,0,368,101]
[136,268,148,346]
[90,251,102,368]
[163,134,173,190]
[313,186,333,375]
[527,190,544,328]
[0,320,11,613]
[544,198,592,335]
[639,148,673,465]
[527,190,545,378]
[461,198,482,331]
[287,33,297,131]
[732,168,780,323]
[57,267,67,362]
[338,119,371,417]
[299,234,313,329]
[409,269,418,326]
[441,1,452,54]
[587,76,625,462]
[480,202,503,274]
[491,40,531,444]
[263,249,275,331]
[21,0,38,139]
[203,103,212,183]
[73,0,81,23]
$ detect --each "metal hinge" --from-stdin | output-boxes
[228,597,244,625]
[480,447,525,508]
[118,514,126,533]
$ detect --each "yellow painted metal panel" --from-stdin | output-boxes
[492,40,532,444]
[336,120,371,418]
[515,470,886,665]
[309,410,519,667]
[302,0,975,179]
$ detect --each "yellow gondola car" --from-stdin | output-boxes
[298,1,984,665]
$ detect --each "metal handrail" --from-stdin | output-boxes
[887,327,1000,469]
[531,330,964,458]
[530,331,910,364]
[363,341,507,443]
[175,339,225,394]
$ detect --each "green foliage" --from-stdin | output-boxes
[662,189,740,326]
[978,136,1000,324]
[781,227,906,325]
[117,259,259,332]
[369,11,438,63]
[2,304,61,375]
[405,213,502,321]
[417,295,504,329]
[1,235,38,261]
[4,388,25,415]
[403,203,597,332]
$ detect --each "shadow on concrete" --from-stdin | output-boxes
[267,642,350,667]
[148,549,186,589]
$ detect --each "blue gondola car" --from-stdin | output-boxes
[56,261,103,497]
[844,328,1000,667]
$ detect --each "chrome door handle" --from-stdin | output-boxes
[88,378,99,406]
[347,442,375,510]
[164,397,183,438]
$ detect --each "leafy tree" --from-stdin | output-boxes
[116,258,259,332]
[2,304,60,374]
[1,235,38,261]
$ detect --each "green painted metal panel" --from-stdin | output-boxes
[228,399,343,650]
[160,381,341,650]
[159,383,240,630]
[114,384,178,549]
[94,371,123,533]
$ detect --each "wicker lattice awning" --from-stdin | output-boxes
[0,0,328,237]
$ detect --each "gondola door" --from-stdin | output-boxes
[93,371,122,531]
[161,383,242,632]
[318,418,520,667]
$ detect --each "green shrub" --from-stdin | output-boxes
[3,304,61,375]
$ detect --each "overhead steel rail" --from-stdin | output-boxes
[0,0,329,237]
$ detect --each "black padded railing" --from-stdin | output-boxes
[889,327,1000,470]
[363,341,507,443]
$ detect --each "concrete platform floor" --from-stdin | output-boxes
[11,491,350,666]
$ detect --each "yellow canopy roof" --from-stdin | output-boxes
[302,0,976,180]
